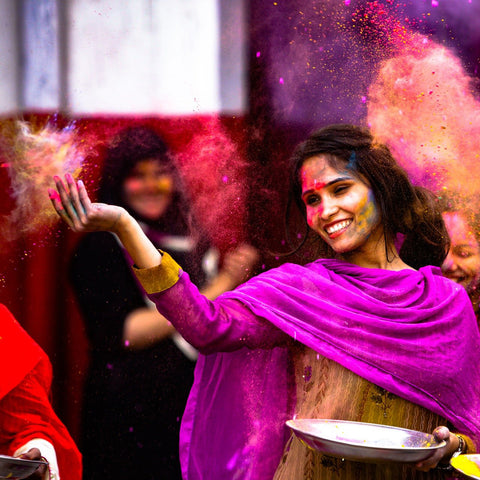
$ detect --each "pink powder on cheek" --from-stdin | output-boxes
[306,204,324,228]
[123,178,143,193]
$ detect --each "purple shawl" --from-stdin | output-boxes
[152,259,480,480]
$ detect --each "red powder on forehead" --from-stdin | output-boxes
[312,180,327,190]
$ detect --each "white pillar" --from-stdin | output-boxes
[219,0,247,114]
[67,0,224,115]
[0,0,248,116]
[21,0,61,111]
[0,0,19,114]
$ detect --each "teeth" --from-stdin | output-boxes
[326,220,352,234]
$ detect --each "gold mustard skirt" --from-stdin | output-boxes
[274,346,448,480]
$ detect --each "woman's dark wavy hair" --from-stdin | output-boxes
[287,124,449,268]
[98,126,191,235]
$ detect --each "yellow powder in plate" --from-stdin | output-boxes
[451,455,480,479]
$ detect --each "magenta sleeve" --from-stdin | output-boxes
[147,272,290,354]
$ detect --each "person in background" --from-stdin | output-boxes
[50,124,479,480]
[0,303,82,480]
[441,200,480,323]
[68,126,258,480]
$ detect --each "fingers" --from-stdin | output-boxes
[65,173,86,222]
[221,244,260,286]
[415,452,440,471]
[226,244,260,270]
[77,179,92,212]
[53,175,80,228]
[50,174,90,231]
[433,426,450,441]
[415,426,452,471]
[17,447,41,461]
[48,186,75,229]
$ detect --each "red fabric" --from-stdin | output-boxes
[0,304,43,399]
[0,305,82,479]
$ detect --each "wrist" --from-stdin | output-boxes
[111,208,132,235]
[436,434,466,472]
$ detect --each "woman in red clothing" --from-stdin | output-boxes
[0,303,82,480]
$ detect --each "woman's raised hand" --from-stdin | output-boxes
[49,174,162,269]
[49,174,127,233]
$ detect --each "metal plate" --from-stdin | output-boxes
[450,454,480,479]
[286,419,446,463]
[0,454,47,479]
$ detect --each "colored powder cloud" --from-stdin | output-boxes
[367,42,480,207]
[0,120,87,240]
[175,117,249,250]
[252,0,430,127]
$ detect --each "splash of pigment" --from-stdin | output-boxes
[255,0,439,127]
[0,120,87,240]
[367,42,480,212]
[175,117,249,250]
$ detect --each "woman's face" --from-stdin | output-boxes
[300,155,381,256]
[442,211,480,291]
[122,158,174,221]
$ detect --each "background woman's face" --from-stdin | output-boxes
[122,158,173,221]
[442,211,480,291]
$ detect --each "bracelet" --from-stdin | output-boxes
[436,435,466,472]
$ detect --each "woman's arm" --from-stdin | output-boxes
[125,245,260,349]
[123,308,175,350]
[133,254,289,354]
[50,175,288,353]
[51,175,175,350]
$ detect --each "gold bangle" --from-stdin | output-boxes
[456,435,466,454]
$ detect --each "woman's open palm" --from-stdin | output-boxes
[49,174,126,233]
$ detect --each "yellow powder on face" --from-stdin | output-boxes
[157,177,173,194]
[450,454,480,479]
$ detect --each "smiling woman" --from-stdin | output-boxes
[287,125,449,270]
[49,124,480,480]
[440,204,480,322]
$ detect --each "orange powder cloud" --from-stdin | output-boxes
[0,121,87,240]
[367,42,480,205]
